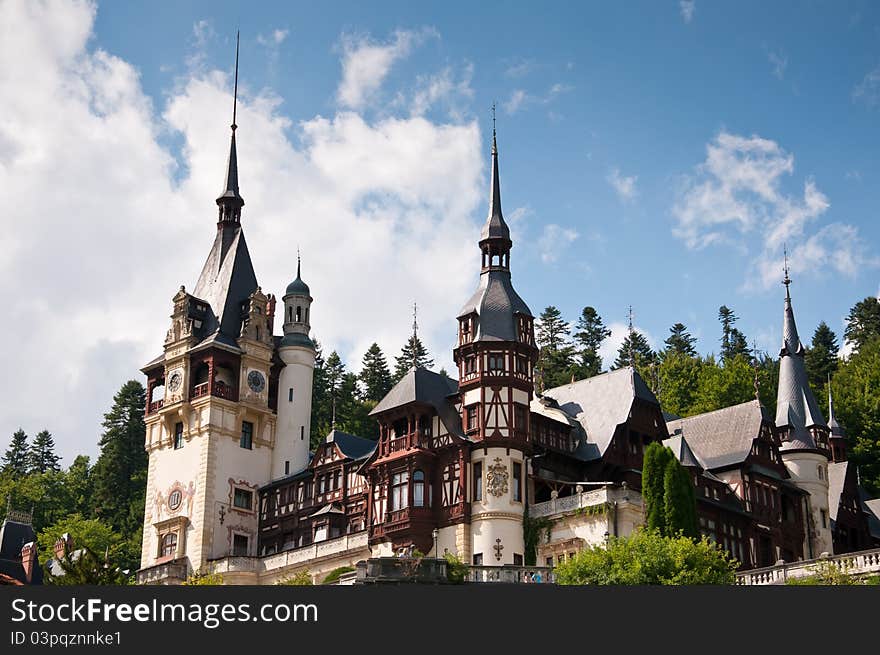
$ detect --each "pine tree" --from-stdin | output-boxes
[612,330,653,370]
[642,443,673,534]
[359,343,393,402]
[2,429,30,478]
[805,321,839,393]
[64,455,93,517]
[573,306,610,378]
[664,323,698,357]
[536,306,576,388]
[393,335,433,382]
[718,306,750,361]
[90,381,147,534]
[27,430,61,474]
[844,296,880,353]
[310,339,331,448]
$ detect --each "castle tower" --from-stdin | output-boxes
[138,38,281,582]
[273,254,316,479]
[774,266,833,557]
[827,382,847,463]
[453,124,538,565]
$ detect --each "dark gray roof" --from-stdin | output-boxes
[663,434,703,469]
[666,400,771,470]
[370,368,463,438]
[827,461,851,523]
[864,498,880,541]
[217,131,243,205]
[192,225,258,346]
[775,287,826,450]
[541,367,659,462]
[481,135,511,243]
[324,430,376,461]
[827,386,845,438]
[285,257,310,297]
[280,331,315,350]
[0,519,41,585]
[457,270,532,341]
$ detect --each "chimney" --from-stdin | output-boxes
[54,532,73,560]
[20,542,35,583]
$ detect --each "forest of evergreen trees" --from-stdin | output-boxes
[1,296,878,582]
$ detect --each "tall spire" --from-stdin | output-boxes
[775,264,828,452]
[481,104,511,251]
[217,31,244,224]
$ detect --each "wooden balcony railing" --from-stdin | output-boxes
[147,399,164,415]
[191,381,238,402]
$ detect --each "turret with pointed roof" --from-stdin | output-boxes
[827,381,847,462]
[774,267,829,453]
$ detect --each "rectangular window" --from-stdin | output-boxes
[467,406,478,431]
[820,509,828,529]
[233,488,253,510]
[240,421,253,450]
[516,356,528,374]
[288,388,294,403]
[473,462,483,501]
[300,426,305,441]
[512,462,522,502]
[473,553,483,566]
[232,534,249,556]
[465,356,476,374]
[488,353,504,371]
[391,472,409,511]
[514,405,527,430]
[513,553,523,566]
[285,461,290,475]
[173,422,184,450]
[545,557,553,567]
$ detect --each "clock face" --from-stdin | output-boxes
[168,371,182,392]
[247,370,266,393]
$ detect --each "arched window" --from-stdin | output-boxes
[161,532,177,557]
[413,470,425,507]
[296,305,302,322]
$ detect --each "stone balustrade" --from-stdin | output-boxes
[736,547,880,585]
[467,565,555,584]
[529,485,641,519]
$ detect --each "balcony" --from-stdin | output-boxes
[147,399,164,415]
[136,558,188,585]
[529,485,641,519]
[191,381,238,403]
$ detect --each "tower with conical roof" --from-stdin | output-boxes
[138,36,285,582]
[453,118,538,565]
[274,252,317,478]
[827,381,847,463]
[774,261,833,556]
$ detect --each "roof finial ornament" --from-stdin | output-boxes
[627,305,635,367]
[752,339,761,402]
[782,244,791,297]
[231,30,240,132]
[412,301,419,370]
[297,246,301,279]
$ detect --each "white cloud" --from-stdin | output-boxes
[503,83,572,115]
[504,58,534,78]
[768,50,788,80]
[537,224,579,263]
[672,131,876,289]
[257,29,289,46]
[336,28,437,109]
[409,63,474,118]
[680,1,696,24]
[853,64,880,107]
[0,2,481,463]
[607,167,638,202]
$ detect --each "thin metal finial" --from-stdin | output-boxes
[411,301,419,370]
[752,339,761,402]
[627,305,635,366]
[491,102,496,137]
[296,246,301,278]
[782,244,791,291]
[231,31,240,132]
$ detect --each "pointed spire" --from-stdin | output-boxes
[482,104,511,244]
[827,376,844,437]
[217,31,244,223]
[285,247,311,297]
[775,263,828,452]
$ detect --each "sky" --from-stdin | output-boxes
[1,0,879,465]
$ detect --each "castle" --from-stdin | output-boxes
[135,60,880,586]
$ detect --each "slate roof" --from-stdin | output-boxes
[0,519,42,585]
[370,368,463,438]
[481,134,511,243]
[827,387,846,438]
[457,270,532,341]
[324,430,376,461]
[541,367,659,462]
[827,461,851,523]
[663,434,703,469]
[775,286,827,450]
[864,498,880,542]
[666,400,771,471]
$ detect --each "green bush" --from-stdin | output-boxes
[785,560,867,586]
[444,553,469,584]
[182,570,224,586]
[277,570,313,585]
[321,566,355,584]
[554,528,737,585]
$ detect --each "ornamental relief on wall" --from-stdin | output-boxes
[486,458,509,497]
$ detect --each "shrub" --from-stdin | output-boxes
[444,552,469,584]
[276,570,313,585]
[321,566,355,584]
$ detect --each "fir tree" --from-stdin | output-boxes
[27,430,61,474]
[664,323,698,357]
[844,296,880,353]
[642,443,673,534]
[573,306,610,379]
[536,306,576,388]
[310,338,332,448]
[804,321,839,393]
[1,429,29,478]
[393,335,433,382]
[64,455,93,517]
[91,381,147,534]
[612,330,653,370]
[718,305,750,361]
[358,343,393,402]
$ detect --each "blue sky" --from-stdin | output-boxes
[1,1,879,462]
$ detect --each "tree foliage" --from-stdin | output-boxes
[393,335,434,382]
[804,321,839,397]
[642,443,672,533]
[612,329,654,371]
[844,296,880,353]
[664,323,698,358]
[573,306,610,378]
[358,343,393,402]
[2,429,29,477]
[536,306,577,389]
[27,430,60,474]
[554,529,737,585]
[663,457,698,539]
